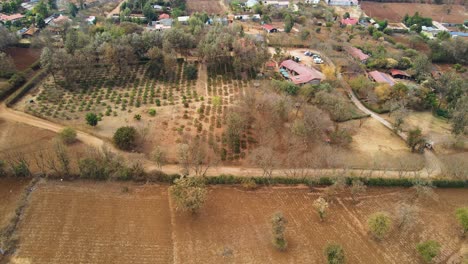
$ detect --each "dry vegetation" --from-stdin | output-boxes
[361,3,468,23]
[186,0,226,15]
[6,181,468,263]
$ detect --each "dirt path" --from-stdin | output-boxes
[106,0,124,18]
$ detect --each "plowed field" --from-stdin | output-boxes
[10,181,468,263]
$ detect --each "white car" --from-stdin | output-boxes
[313,57,323,64]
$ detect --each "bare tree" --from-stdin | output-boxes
[395,203,418,230]
[177,143,191,176]
[151,146,166,169]
[53,140,71,176]
[351,179,367,204]
[249,147,277,178]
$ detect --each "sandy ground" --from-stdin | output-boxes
[10,181,468,264]
[361,2,467,24]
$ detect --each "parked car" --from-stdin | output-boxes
[304,51,312,56]
[313,57,323,64]
[292,56,301,62]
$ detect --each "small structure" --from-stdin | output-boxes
[368,70,395,86]
[85,16,96,25]
[48,15,72,35]
[177,16,190,24]
[22,26,38,37]
[265,61,276,70]
[158,13,170,20]
[0,13,25,23]
[390,69,411,80]
[346,46,369,63]
[450,32,468,38]
[280,60,324,85]
[305,0,320,4]
[245,0,259,8]
[262,24,277,33]
[327,0,358,6]
[152,4,163,10]
[340,17,358,26]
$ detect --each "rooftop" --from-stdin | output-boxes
[0,13,25,22]
[280,60,324,85]
[341,17,358,26]
[390,69,410,77]
[262,24,276,31]
[369,70,395,86]
[347,47,369,61]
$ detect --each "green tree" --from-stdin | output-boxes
[36,14,46,29]
[169,177,207,214]
[325,244,345,264]
[271,212,288,251]
[68,3,78,17]
[33,0,49,18]
[416,240,441,263]
[85,113,99,126]
[407,128,426,153]
[451,96,468,135]
[59,127,77,144]
[113,126,137,150]
[284,14,294,33]
[455,207,468,236]
[368,212,392,240]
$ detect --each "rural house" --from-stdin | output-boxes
[390,69,411,80]
[0,13,25,23]
[262,24,278,33]
[346,46,369,63]
[280,60,324,85]
[368,70,395,86]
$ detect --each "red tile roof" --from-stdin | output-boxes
[347,47,369,62]
[262,24,276,31]
[340,17,358,26]
[369,70,395,86]
[159,13,170,20]
[390,69,410,77]
[280,60,324,85]
[0,13,25,22]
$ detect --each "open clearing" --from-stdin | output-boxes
[186,0,226,15]
[10,181,468,263]
[361,3,467,24]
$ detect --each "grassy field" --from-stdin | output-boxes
[7,181,468,263]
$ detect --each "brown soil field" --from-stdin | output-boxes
[10,181,468,263]
[186,0,226,15]
[5,48,41,71]
[13,181,173,264]
[361,3,468,24]
[0,178,29,231]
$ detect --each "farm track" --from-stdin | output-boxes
[0,102,442,178]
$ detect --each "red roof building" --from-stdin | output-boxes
[340,17,358,26]
[262,24,278,33]
[346,46,370,63]
[159,13,170,20]
[280,60,324,85]
[368,70,395,86]
[390,69,411,79]
[0,13,25,22]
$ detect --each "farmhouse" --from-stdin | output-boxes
[280,60,324,85]
[346,46,369,63]
[340,17,358,26]
[390,69,411,80]
[0,13,25,23]
[327,0,358,6]
[368,70,395,86]
[159,13,170,20]
[262,24,278,33]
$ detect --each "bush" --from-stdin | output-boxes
[241,177,257,190]
[8,73,26,88]
[148,109,156,116]
[416,240,440,263]
[325,244,345,264]
[59,127,77,144]
[271,212,288,251]
[169,177,207,213]
[368,212,392,240]
[184,64,198,80]
[85,113,99,126]
[78,158,109,180]
[113,126,137,151]
[455,207,468,236]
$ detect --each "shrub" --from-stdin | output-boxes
[59,127,77,144]
[85,113,99,126]
[148,109,156,116]
[271,212,288,251]
[416,240,440,263]
[134,114,141,120]
[12,161,30,177]
[78,158,108,180]
[169,177,207,213]
[241,177,257,190]
[184,64,198,80]
[113,126,137,151]
[325,244,345,264]
[368,212,392,240]
[455,207,468,236]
